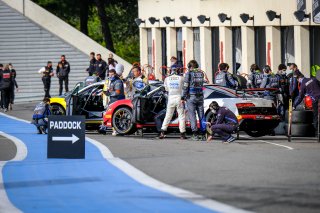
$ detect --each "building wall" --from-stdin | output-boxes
[138,0,320,80]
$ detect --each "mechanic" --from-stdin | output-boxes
[206,101,238,143]
[170,56,183,70]
[0,64,14,112]
[95,53,108,80]
[8,63,18,111]
[293,73,320,131]
[128,66,149,99]
[276,64,290,119]
[38,61,54,98]
[260,65,279,89]
[247,64,263,88]
[288,63,301,101]
[115,63,125,79]
[182,60,206,141]
[57,55,70,96]
[106,69,125,104]
[214,63,237,89]
[159,67,186,140]
[32,97,51,134]
[87,52,96,76]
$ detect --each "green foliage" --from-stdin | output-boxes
[31,0,139,63]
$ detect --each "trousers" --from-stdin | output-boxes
[161,95,186,133]
[211,124,237,141]
[42,77,51,98]
[59,76,69,96]
[186,95,204,133]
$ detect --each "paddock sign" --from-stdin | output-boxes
[47,116,85,159]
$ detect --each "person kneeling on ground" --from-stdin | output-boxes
[32,97,51,134]
[206,101,238,143]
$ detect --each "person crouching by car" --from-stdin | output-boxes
[105,69,125,104]
[32,97,51,134]
[206,101,238,143]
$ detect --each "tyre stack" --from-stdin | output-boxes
[285,110,315,137]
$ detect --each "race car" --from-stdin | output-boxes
[102,84,282,137]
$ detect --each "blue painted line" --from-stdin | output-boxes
[0,115,216,213]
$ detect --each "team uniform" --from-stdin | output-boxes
[32,101,51,134]
[214,70,237,89]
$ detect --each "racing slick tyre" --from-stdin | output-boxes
[112,107,136,135]
[245,130,270,137]
[51,104,66,115]
[284,110,313,124]
[285,123,315,137]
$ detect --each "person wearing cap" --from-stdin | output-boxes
[38,61,54,98]
[206,101,238,143]
[293,73,320,131]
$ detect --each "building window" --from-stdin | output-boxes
[161,28,167,77]
[176,28,183,67]
[232,27,242,74]
[211,27,220,82]
[310,26,320,76]
[281,26,295,66]
[147,28,152,66]
[254,27,266,69]
[193,27,201,66]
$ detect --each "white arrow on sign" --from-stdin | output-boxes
[52,134,80,144]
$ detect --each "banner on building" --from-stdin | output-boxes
[313,0,320,23]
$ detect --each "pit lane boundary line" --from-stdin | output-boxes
[241,135,294,150]
[0,131,27,213]
[0,112,251,213]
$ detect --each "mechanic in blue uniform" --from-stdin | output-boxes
[276,64,290,119]
[260,65,279,101]
[247,64,263,88]
[288,63,301,102]
[105,69,125,104]
[214,63,237,89]
[206,101,238,143]
[38,61,54,98]
[32,97,51,134]
[182,60,206,141]
[293,73,320,130]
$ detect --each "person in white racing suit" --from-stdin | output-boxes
[159,68,186,139]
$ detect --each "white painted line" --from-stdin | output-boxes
[1,113,251,213]
[0,131,28,213]
[241,135,294,150]
[87,136,252,213]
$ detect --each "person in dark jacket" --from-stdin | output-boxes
[32,97,51,134]
[293,74,320,130]
[57,55,70,96]
[276,64,290,119]
[87,52,96,76]
[95,54,107,80]
[0,63,4,109]
[207,101,238,143]
[288,63,301,101]
[38,61,54,98]
[0,64,14,112]
[247,64,263,88]
[214,63,237,89]
[8,63,18,110]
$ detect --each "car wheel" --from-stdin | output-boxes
[51,104,65,115]
[285,123,315,137]
[112,107,136,135]
[285,110,313,124]
[245,130,269,137]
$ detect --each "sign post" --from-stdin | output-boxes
[47,116,85,159]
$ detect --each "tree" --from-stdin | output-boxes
[94,0,114,52]
[79,0,89,35]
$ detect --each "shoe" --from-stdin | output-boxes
[112,130,117,136]
[199,134,207,141]
[37,127,43,134]
[225,136,236,143]
[159,131,165,139]
[4,108,8,112]
[180,132,187,140]
[39,126,46,134]
[191,133,198,141]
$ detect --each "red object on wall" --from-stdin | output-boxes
[267,42,271,66]
[220,41,224,63]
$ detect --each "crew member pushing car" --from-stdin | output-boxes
[206,101,238,143]
[182,60,206,141]
[38,61,54,98]
[159,67,186,140]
